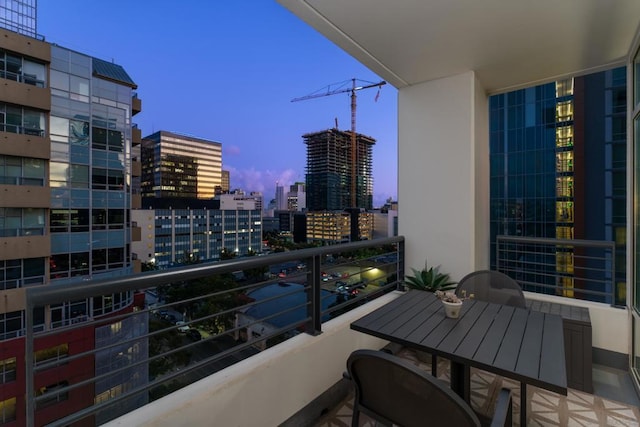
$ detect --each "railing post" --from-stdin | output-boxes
[25,291,34,427]
[305,255,322,335]
[397,239,405,291]
[610,242,616,305]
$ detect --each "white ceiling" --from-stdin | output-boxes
[277,0,640,93]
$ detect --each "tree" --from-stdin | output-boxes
[220,248,236,260]
[141,261,158,272]
[243,249,268,283]
[177,250,200,265]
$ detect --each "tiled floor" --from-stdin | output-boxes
[315,348,640,426]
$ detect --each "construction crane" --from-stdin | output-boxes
[292,78,386,208]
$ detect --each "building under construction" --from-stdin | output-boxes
[304,128,375,211]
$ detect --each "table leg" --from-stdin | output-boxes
[520,382,527,426]
[450,361,471,403]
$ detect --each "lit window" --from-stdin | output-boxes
[555,78,574,97]
[556,176,573,198]
[555,226,574,240]
[556,252,574,274]
[556,152,573,172]
[556,201,573,222]
[556,126,574,148]
[34,344,69,366]
[36,381,69,408]
[0,357,16,384]
[556,100,573,122]
[0,397,16,423]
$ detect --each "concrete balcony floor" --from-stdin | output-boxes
[315,348,640,427]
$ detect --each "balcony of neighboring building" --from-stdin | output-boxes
[132,256,142,274]
[0,77,50,111]
[131,158,141,177]
[0,129,49,159]
[0,233,49,260]
[131,191,142,209]
[132,92,142,116]
[131,222,142,242]
[0,27,51,64]
[0,182,49,208]
[132,124,141,146]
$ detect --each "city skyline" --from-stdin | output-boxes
[37,1,399,207]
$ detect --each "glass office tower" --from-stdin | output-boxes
[490,67,627,305]
[49,47,137,286]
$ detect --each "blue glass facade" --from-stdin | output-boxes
[490,67,627,304]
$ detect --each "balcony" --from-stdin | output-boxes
[0,233,49,260]
[131,158,141,177]
[131,192,142,209]
[0,27,51,63]
[132,92,142,116]
[4,236,635,426]
[0,77,50,111]
[131,222,142,242]
[0,183,49,208]
[132,124,141,146]
[0,129,49,159]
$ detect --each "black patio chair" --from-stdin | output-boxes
[455,270,526,308]
[346,349,513,427]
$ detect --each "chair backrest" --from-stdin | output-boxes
[347,349,481,427]
[455,270,526,308]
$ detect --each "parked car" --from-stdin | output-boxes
[336,282,359,297]
[176,321,190,333]
[352,281,367,290]
[186,329,202,341]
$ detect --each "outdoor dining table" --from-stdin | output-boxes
[350,290,568,426]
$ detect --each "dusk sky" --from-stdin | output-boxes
[38,1,398,207]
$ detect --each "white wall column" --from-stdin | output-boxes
[398,71,489,281]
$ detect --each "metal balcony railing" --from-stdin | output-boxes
[0,176,45,186]
[0,227,45,237]
[496,235,620,306]
[0,70,45,87]
[22,236,404,427]
[0,123,45,137]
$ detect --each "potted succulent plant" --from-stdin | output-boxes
[404,259,457,293]
[435,290,463,318]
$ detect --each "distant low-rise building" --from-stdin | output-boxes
[372,200,399,239]
[305,210,373,244]
[132,196,262,268]
[287,182,306,211]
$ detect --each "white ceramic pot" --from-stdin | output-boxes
[442,300,463,318]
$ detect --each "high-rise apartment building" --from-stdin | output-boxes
[304,128,375,211]
[489,67,626,304]
[141,130,222,199]
[0,9,147,424]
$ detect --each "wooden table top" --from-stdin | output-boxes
[351,290,567,395]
